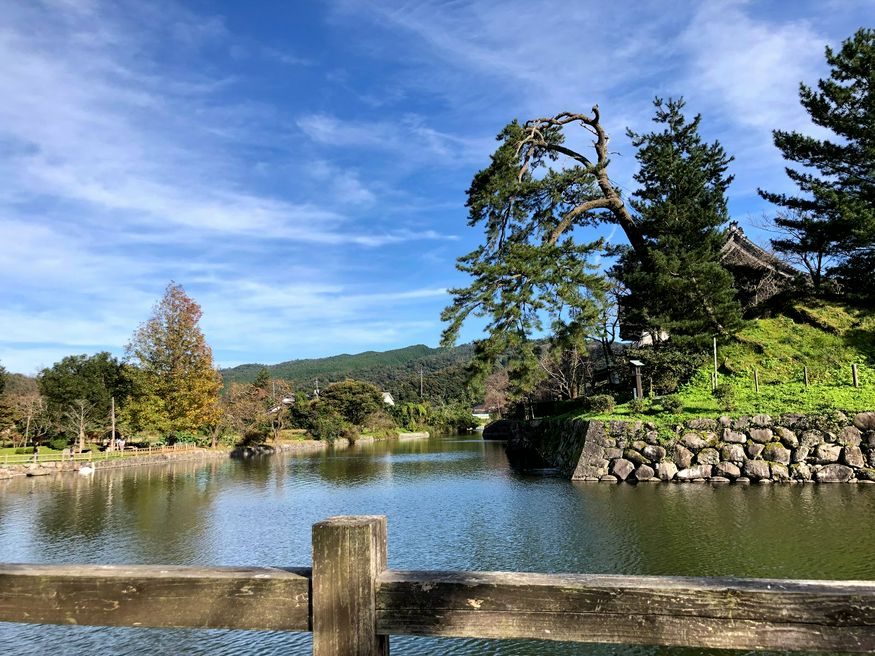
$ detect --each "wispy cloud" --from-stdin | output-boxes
[297,112,490,164]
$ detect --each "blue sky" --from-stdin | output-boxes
[0,0,871,374]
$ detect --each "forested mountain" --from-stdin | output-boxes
[220,344,476,404]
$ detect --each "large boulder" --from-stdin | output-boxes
[749,428,774,444]
[676,465,712,481]
[743,460,771,480]
[837,426,862,447]
[721,444,746,462]
[681,433,708,450]
[790,462,813,481]
[733,416,751,430]
[687,418,718,431]
[775,427,798,448]
[673,444,693,469]
[696,448,720,465]
[853,412,875,431]
[762,443,791,464]
[842,446,865,469]
[715,461,741,479]
[780,413,806,428]
[815,464,854,483]
[633,464,656,482]
[643,445,666,462]
[815,443,842,464]
[604,447,623,459]
[792,445,810,463]
[747,443,765,459]
[624,448,650,466]
[751,414,773,427]
[657,461,678,481]
[722,429,747,444]
[800,430,824,448]
[611,459,635,481]
[770,462,790,482]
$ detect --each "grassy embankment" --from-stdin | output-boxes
[573,301,875,434]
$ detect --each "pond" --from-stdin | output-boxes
[1,436,873,654]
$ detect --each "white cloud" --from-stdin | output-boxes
[679,1,826,130]
[297,112,491,164]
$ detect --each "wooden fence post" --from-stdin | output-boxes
[312,516,388,656]
[853,363,860,388]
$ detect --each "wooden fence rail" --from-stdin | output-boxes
[1,516,874,654]
[1,443,201,466]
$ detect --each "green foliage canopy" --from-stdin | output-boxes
[614,97,743,345]
[440,119,610,395]
[759,28,875,301]
[317,380,385,427]
[38,352,130,422]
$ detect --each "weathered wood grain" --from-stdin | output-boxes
[0,564,311,631]
[376,570,875,652]
[312,516,389,655]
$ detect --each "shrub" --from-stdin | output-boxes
[340,424,360,444]
[713,383,736,411]
[170,430,200,445]
[133,431,166,448]
[661,395,684,414]
[629,397,647,414]
[48,437,70,451]
[624,344,704,394]
[310,409,348,442]
[588,394,615,414]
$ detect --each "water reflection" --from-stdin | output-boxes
[0,437,873,655]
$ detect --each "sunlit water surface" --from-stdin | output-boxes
[1,437,874,654]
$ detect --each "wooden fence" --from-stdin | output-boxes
[1,443,200,466]
[1,516,874,654]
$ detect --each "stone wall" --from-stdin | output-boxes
[506,411,875,484]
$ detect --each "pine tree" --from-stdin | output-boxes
[615,97,742,345]
[759,28,875,301]
[125,283,222,434]
[440,119,610,399]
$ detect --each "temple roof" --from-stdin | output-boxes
[719,221,798,279]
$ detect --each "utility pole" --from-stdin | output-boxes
[110,396,116,452]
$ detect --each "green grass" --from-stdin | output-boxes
[570,300,875,436]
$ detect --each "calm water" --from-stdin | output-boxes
[1,436,874,655]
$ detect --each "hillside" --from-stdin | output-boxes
[584,300,875,426]
[220,344,476,404]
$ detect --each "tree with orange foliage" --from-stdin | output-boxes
[124,283,222,436]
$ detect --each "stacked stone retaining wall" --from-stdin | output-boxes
[505,411,875,484]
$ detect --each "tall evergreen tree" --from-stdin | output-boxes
[124,283,222,434]
[614,98,742,344]
[440,119,610,398]
[759,28,875,301]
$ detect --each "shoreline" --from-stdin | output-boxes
[0,431,431,480]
